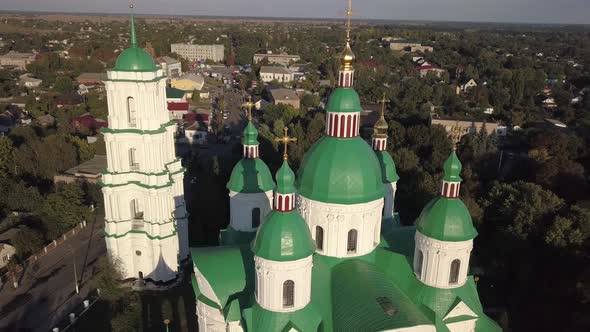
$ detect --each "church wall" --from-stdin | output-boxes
[446,319,476,332]
[196,300,227,332]
[228,191,273,232]
[298,196,384,258]
[414,231,473,288]
[383,182,397,219]
[254,255,313,312]
[194,266,222,306]
[383,324,436,332]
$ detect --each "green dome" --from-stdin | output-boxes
[375,151,400,183]
[227,158,275,193]
[297,136,384,204]
[416,197,477,242]
[326,88,362,113]
[275,160,295,194]
[443,150,462,182]
[113,47,158,72]
[243,121,259,146]
[252,210,315,261]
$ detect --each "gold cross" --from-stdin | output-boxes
[450,124,462,150]
[242,96,255,121]
[379,93,388,117]
[274,127,297,160]
[338,0,356,43]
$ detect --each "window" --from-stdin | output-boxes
[127,97,136,127]
[129,148,139,171]
[316,226,324,251]
[283,280,294,308]
[135,250,142,256]
[130,199,143,220]
[416,250,424,278]
[347,229,358,254]
[251,208,261,228]
[449,259,461,284]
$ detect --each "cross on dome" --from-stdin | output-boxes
[379,93,388,118]
[274,127,297,160]
[242,96,255,121]
[450,125,463,150]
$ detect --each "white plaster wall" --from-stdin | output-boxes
[196,300,226,332]
[383,182,397,219]
[194,265,221,306]
[254,256,313,312]
[227,321,244,332]
[446,319,476,332]
[228,190,273,232]
[298,196,384,258]
[413,231,473,288]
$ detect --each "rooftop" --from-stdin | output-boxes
[260,66,291,74]
[270,88,299,101]
[63,155,107,176]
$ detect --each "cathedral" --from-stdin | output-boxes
[102,3,502,331]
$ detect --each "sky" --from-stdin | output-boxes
[1,0,588,25]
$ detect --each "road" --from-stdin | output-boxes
[222,89,249,137]
[0,213,106,332]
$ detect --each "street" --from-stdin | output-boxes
[0,214,106,332]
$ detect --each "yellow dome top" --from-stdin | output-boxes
[341,42,355,70]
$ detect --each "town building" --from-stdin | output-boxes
[189,6,500,331]
[53,155,107,184]
[0,51,37,69]
[416,64,447,78]
[253,53,301,66]
[71,113,108,133]
[100,8,188,282]
[260,66,294,83]
[269,88,300,109]
[0,243,15,269]
[18,74,42,88]
[156,56,182,77]
[390,39,434,53]
[431,117,506,137]
[171,74,205,92]
[461,79,478,92]
[168,102,190,120]
[170,43,224,63]
[77,73,108,86]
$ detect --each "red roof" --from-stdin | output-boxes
[167,102,190,111]
[71,113,108,130]
[183,113,197,122]
[195,114,209,122]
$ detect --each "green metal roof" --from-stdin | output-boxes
[275,160,296,194]
[227,158,275,193]
[252,210,315,261]
[243,121,259,146]
[443,150,463,182]
[297,136,384,204]
[416,197,478,242]
[243,303,323,332]
[375,151,400,183]
[113,47,158,72]
[332,259,433,332]
[166,87,186,99]
[326,88,362,113]
[219,225,257,246]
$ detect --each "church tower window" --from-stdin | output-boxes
[316,226,324,251]
[129,148,138,171]
[283,280,294,308]
[347,229,358,254]
[416,250,424,278]
[449,259,461,284]
[130,199,143,220]
[251,208,261,228]
[127,97,136,127]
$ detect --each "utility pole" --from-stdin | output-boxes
[68,245,79,294]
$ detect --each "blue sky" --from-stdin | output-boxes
[1,0,588,24]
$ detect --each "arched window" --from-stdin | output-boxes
[251,208,261,228]
[416,250,424,278]
[449,259,461,284]
[130,199,143,220]
[347,229,358,254]
[316,226,324,251]
[283,280,294,308]
[127,97,136,127]
[129,148,138,171]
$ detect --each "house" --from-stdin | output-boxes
[269,88,300,109]
[542,97,558,108]
[76,73,108,86]
[18,74,42,88]
[461,79,478,92]
[53,155,108,184]
[168,102,190,120]
[416,65,446,78]
[166,87,187,103]
[431,117,505,137]
[390,40,433,53]
[253,53,301,66]
[254,98,270,111]
[183,121,208,144]
[55,93,84,108]
[0,51,37,69]
[156,56,182,77]
[171,74,205,92]
[0,243,16,269]
[259,66,294,83]
[71,113,108,133]
[36,114,56,127]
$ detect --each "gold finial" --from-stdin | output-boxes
[345,0,353,44]
[450,124,463,150]
[274,127,297,160]
[242,96,255,121]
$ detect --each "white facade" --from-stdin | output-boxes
[103,66,188,282]
[228,190,273,232]
[260,66,294,83]
[383,182,398,219]
[254,256,313,312]
[298,196,384,258]
[413,231,473,289]
[171,44,225,63]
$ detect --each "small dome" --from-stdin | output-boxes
[341,42,355,67]
[373,116,389,136]
[297,136,384,204]
[416,197,477,242]
[443,150,462,182]
[243,121,259,146]
[113,47,158,72]
[326,88,362,113]
[252,210,315,261]
[275,160,295,194]
[375,151,399,183]
[227,158,275,193]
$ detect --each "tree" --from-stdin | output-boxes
[12,226,44,260]
[54,76,74,94]
[545,205,590,249]
[40,183,91,239]
[0,136,15,178]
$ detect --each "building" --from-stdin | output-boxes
[171,74,205,92]
[390,39,434,53]
[183,120,209,145]
[71,113,108,133]
[53,155,107,184]
[190,9,500,332]
[259,66,294,83]
[416,65,447,78]
[461,79,478,92]
[0,51,37,69]
[36,114,56,127]
[100,8,188,282]
[0,243,15,269]
[253,53,301,66]
[170,44,224,63]
[166,87,187,103]
[77,73,108,86]
[156,56,182,77]
[269,88,300,109]
[432,117,505,137]
[167,102,190,120]
[18,74,42,88]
